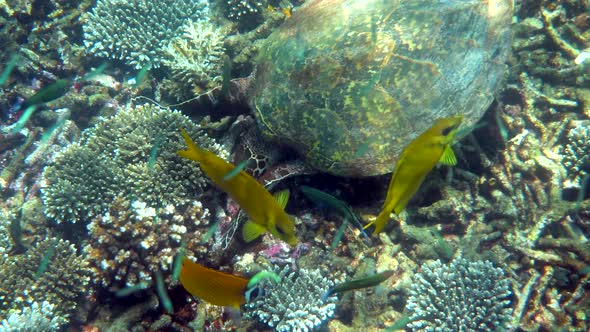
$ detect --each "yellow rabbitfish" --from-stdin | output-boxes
[178,128,297,246]
[364,115,463,235]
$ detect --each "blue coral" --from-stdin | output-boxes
[405,258,513,332]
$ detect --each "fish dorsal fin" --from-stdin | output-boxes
[439,145,457,166]
[273,189,290,210]
[242,220,266,243]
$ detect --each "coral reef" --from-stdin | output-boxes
[405,258,512,331]
[562,120,590,187]
[0,237,91,322]
[83,0,210,69]
[0,211,11,252]
[84,196,213,290]
[244,264,338,332]
[41,103,228,224]
[162,20,228,99]
[0,301,67,332]
[2,0,590,331]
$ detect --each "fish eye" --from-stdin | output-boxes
[276,226,286,235]
[441,125,456,136]
[244,286,264,303]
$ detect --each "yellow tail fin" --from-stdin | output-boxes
[178,128,204,161]
[364,210,391,235]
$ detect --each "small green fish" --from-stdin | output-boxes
[9,211,25,254]
[147,136,163,172]
[155,271,173,313]
[331,219,348,249]
[0,54,18,86]
[171,240,186,282]
[223,159,249,181]
[134,62,151,88]
[35,242,57,279]
[431,229,453,261]
[22,79,70,109]
[40,114,68,146]
[322,270,394,300]
[495,111,509,142]
[385,315,413,332]
[300,185,368,239]
[82,63,108,81]
[115,282,148,297]
[200,220,220,244]
[11,105,37,133]
[247,270,281,289]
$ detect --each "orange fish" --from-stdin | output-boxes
[179,257,249,308]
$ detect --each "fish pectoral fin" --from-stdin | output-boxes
[273,189,290,210]
[242,220,266,243]
[439,145,457,166]
[363,219,374,230]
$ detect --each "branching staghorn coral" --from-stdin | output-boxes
[42,103,228,224]
[562,120,590,188]
[162,20,228,99]
[405,258,513,331]
[0,301,67,332]
[84,196,214,290]
[244,265,338,332]
[83,0,210,68]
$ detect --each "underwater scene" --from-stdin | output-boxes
[1,0,589,331]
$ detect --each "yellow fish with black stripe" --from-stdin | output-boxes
[178,128,297,246]
[365,115,463,235]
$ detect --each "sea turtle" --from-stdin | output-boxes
[247,0,513,177]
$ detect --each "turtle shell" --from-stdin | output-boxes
[250,0,513,176]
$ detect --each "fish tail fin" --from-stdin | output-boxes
[364,209,391,235]
[178,128,205,161]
